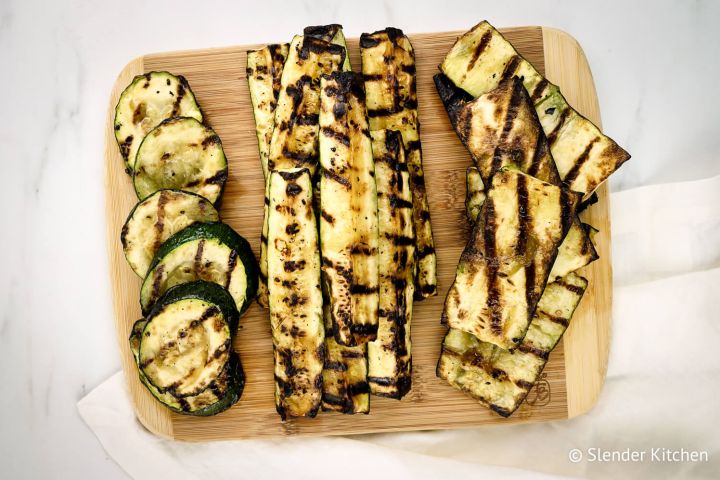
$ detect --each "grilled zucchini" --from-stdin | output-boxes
[442,169,576,350]
[121,189,219,278]
[367,130,415,398]
[139,222,258,316]
[303,24,352,71]
[267,168,325,419]
[257,33,347,308]
[133,117,227,204]
[129,281,244,416]
[322,305,370,413]
[247,44,290,308]
[438,272,587,417]
[114,71,202,173]
[439,21,630,196]
[360,28,437,299]
[319,72,379,346]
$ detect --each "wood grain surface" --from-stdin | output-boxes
[104,26,611,440]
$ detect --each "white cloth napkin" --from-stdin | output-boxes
[79,176,720,479]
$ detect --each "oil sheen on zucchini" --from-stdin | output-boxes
[267,168,325,419]
[442,169,576,350]
[129,281,244,416]
[133,116,227,204]
[319,71,379,346]
[121,189,219,278]
[367,130,415,398]
[437,272,587,417]
[360,28,437,300]
[439,21,630,196]
[139,222,258,316]
[257,31,347,308]
[114,71,202,173]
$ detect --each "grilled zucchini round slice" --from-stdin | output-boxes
[140,222,258,316]
[114,71,202,173]
[130,317,244,416]
[121,189,219,278]
[133,117,227,204]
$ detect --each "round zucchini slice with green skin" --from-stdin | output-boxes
[133,117,227,204]
[114,72,202,173]
[121,189,219,278]
[130,318,244,416]
[140,222,258,316]
[138,281,239,398]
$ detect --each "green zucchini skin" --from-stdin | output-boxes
[133,116,228,205]
[121,189,219,278]
[140,222,258,316]
[114,71,203,174]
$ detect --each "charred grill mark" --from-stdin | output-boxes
[322,168,351,188]
[544,312,570,327]
[389,195,413,210]
[225,250,238,288]
[280,148,316,166]
[171,77,188,116]
[321,126,350,146]
[320,209,335,224]
[152,190,169,253]
[120,135,133,160]
[490,404,512,417]
[531,78,549,102]
[483,198,503,336]
[516,174,529,255]
[340,349,365,359]
[303,24,341,41]
[299,36,346,64]
[388,234,415,246]
[515,378,534,390]
[491,79,523,174]
[295,113,320,126]
[202,134,221,148]
[517,343,549,359]
[347,381,370,396]
[203,169,228,186]
[417,246,436,259]
[527,131,547,179]
[405,140,421,151]
[324,360,345,371]
[362,73,384,82]
[120,224,129,249]
[284,260,306,272]
[359,32,381,49]
[367,106,401,118]
[285,222,300,235]
[547,108,571,146]
[322,392,349,407]
[553,278,586,295]
[150,265,165,306]
[278,169,308,182]
[499,56,521,83]
[563,137,599,186]
[367,376,397,387]
[194,239,205,273]
[467,31,493,72]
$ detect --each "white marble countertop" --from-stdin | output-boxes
[1,0,718,478]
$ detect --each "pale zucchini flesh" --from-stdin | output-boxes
[121,189,219,278]
[439,21,630,196]
[367,130,415,398]
[319,71,379,346]
[442,169,575,350]
[133,117,227,204]
[465,166,486,223]
[438,272,588,417]
[114,71,202,173]
[360,28,437,299]
[267,168,325,419]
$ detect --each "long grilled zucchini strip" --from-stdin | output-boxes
[257,34,346,308]
[319,72,379,346]
[360,28,437,299]
[440,21,630,196]
[267,168,325,419]
[368,130,415,398]
[322,305,370,413]
[443,169,576,350]
[438,272,588,417]
[444,78,598,279]
[247,44,289,308]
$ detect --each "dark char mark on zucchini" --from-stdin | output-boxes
[563,137,599,186]
[467,30,493,72]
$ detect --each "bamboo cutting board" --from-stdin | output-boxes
[105,26,612,440]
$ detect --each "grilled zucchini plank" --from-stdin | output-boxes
[133,117,227,204]
[114,71,202,173]
[322,305,370,413]
[267,169,325,419]
[247,44,290,308]
[439,21,630,196]
[360,28,437,299]
[257,33,346,308]
[442,169,576,350]
[368,130,415,398]
[140,222,258,316]
[438,272,587,417]
[121,189,219,278]
[319,72,379,346]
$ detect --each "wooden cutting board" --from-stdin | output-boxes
[104,26,612,440]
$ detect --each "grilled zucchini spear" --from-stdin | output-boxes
[267,168,325,419]
[319,72,379,346]
[256,32,347,308]
[361,28,437,299]
[438,272,587,417]
[443,169,577,350]
[247,44,289,308]
[367,130,415,398]
[439,20,630,196]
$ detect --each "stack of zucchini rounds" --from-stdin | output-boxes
[247,25,436,419]
[115,72,258,416]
